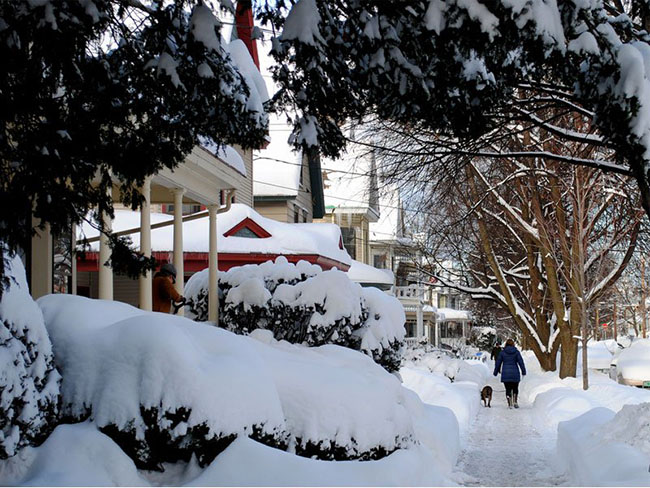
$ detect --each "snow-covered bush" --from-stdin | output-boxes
[249,329,416,461]
[35,295,425,469]
[0,254,60,460]
[185,258,405,372]
[38,295,287,470]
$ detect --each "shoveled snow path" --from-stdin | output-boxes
[452,375,569,487]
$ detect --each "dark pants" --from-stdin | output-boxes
[504,381,519,398]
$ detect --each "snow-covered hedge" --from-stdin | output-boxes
[38,295,287,470]
[185,258,405,372]
[37,295,416,469]
[0,254,60,460]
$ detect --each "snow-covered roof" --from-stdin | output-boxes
[80,204,350,266]
[224,38,269,116]
[197,137,247,176]
[253,113,303,197]
[437,308,471,321]
[321,138,379,217]
[346,259,394,285]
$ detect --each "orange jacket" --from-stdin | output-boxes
[152,274,182,313]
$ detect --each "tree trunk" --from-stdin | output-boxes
[559,331,578,379]
[537,350,557,372]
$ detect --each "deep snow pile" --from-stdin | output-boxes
[0,254,60,459]
[520,367,650,427]
[185,257,405,372]
[33,294,434,476]
[557,407,650,486]
[601,402,650,459]
[0,422,149,486]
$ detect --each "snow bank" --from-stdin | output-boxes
[187,437,451,487]
[601,402,650,459]
[400,368,474,432]
[557,407,650,486]
[521,365,650,413]
[0,423,147,486]
[399,350,482,437]
[531,387,602,426]
[0,254,60,459]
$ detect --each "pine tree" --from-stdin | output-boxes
[0,0,268,284]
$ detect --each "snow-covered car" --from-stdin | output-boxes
[615,339,650,387]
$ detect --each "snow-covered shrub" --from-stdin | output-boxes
[0,254,60,460]
[36,295,424,468]
[270,269,368,346]
[248,330,416,461]
[185,258,406,372]
[38,295,287,470]
[354,287,405,373]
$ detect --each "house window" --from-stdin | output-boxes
[302,209,308,223]
[373,254,386,269]
[232,227,259,238]
[294,206,300,223]
[340,227,356,260]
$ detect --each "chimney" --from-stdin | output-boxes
[234,1,260,69]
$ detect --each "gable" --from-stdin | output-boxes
[223,217,272,238]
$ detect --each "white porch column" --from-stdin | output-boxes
[98,209,113,300]
[172,188,185,313]
[30,217,53,299]
[208,204,219,323]
[435,320,440,347]
[139,177,152,311]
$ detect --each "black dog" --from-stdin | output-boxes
[481,386,493,408]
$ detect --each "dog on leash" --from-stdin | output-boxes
[481,386,493,407]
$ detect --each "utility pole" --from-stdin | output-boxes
[642,257,647,339]
[582,304,589,390]
[595,306,600,341]
[613,302,617,341]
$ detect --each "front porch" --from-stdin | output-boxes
[30,145,248,323]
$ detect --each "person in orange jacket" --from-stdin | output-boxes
[152,263,185,313]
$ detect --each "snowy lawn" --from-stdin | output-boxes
[1,292,457,486]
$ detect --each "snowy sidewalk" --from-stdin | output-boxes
[453,376,569,487]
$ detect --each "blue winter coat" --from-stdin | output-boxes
[493,345,526,383]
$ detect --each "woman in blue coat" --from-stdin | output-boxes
[493,339,526,408]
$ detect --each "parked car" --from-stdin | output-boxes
[614,339,650,388]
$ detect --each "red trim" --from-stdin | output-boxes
[77,251,350,273]
[235,2,260,69]
[223,217,272,238]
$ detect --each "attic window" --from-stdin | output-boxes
[224,217,272,239]
[232,227,259,238]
